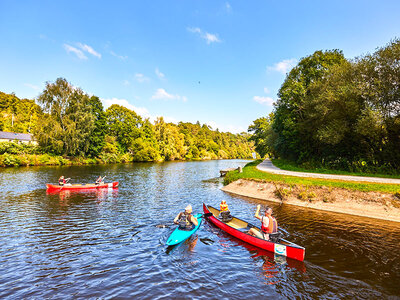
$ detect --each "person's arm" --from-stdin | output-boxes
[173,213,181,224]
[254,204,262,220]
[191,215,198,226]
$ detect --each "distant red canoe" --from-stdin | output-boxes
[203,203,305,261]
[46,182,119,191]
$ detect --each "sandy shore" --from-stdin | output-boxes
[222,179,400,223]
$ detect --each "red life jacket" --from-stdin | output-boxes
[261,215,278,234]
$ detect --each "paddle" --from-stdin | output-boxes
[157,213,213,228]
[96,175,106,185]
[58,178,71,191]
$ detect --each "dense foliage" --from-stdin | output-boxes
[0,91,41,133]
[1,78,254,164]
[249,39,400,174]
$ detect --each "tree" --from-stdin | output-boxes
[248,114,276,158]
[106,104,142,152]
[86,96,107,157]
[273,50,346,161]
[36,78,95,156]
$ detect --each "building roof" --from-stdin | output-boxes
[0,131,33,141]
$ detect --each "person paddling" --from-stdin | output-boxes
[95,176,104,185]
[248,205,278,241]
[58,176,71,186]
[173,205,198,231]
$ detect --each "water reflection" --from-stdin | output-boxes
[46,188,119,204]
[166,235,200,255]
[0,160,399,299]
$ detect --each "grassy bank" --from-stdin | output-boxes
[272,158,400,179]
[224,160,400,194]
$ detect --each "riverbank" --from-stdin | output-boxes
[0,153,134,167]
[222,161,400,222]
[0,152,249,167]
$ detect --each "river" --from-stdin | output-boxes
[0,160,399,299]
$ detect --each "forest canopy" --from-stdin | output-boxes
[0,78,254,162]
[249,38,400,173]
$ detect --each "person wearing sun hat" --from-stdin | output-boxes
[173,204,198,230]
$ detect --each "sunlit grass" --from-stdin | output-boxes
[272,158,400,179]
[224,160,400,193]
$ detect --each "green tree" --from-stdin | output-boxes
[106,104,142,152]
[36,78,95,156]
[273,50,346,161]
[248,114,276,158]
[87,96,107,157]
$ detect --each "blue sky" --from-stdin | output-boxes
[1,1,399,133]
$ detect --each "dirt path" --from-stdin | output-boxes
[257,159,400,184]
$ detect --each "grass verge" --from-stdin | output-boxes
[272,158,400,179]
[224,159,400,194]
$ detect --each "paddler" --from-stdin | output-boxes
[95,176,104,185]
[219,200,233,222]
[173,204,198,231]
[58,176,71,186]
[248,205,278,241]
[58,176,66,186]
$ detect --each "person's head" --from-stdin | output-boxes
[60,176,64,179]
[265,206,272,215]
[185,204,192,214]
[221,200,226,204]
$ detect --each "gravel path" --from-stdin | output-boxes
[257,159,400,184]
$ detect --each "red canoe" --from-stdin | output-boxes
[46,182,119,191]
[203,203,305,261]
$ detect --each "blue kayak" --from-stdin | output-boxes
[166,213,203,246]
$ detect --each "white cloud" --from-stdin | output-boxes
[203,32,220,44]
[101,97,151,119]
[207,121,246,134]
[187,27,221,44]
[155,68,165,80]
[77,43,101,58]
[225,2,232,12]
[24,83,40,91]
[267,58,297,74]
[253,96,274,106]
[110,50,128,60]
[123,80,130,86]
[134,73,150,83]
[63,44,87,60]
[187,27,201,34]
[151,88,187,102]
[263,87,270,94]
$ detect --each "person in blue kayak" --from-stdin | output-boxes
[173,205,198,230]
[248,205,278,241]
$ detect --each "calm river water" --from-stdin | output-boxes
[0,160,399,299]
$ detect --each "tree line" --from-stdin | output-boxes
[0,78,254,162]
[249,38,400,174]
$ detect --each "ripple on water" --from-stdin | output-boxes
[0,160,399,299]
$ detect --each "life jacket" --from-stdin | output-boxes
[261,215,278,234]
[220,202,229,212]
[178,212,194,230]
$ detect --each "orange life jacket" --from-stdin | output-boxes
[261,215,278,234]
[220,202,229,212]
